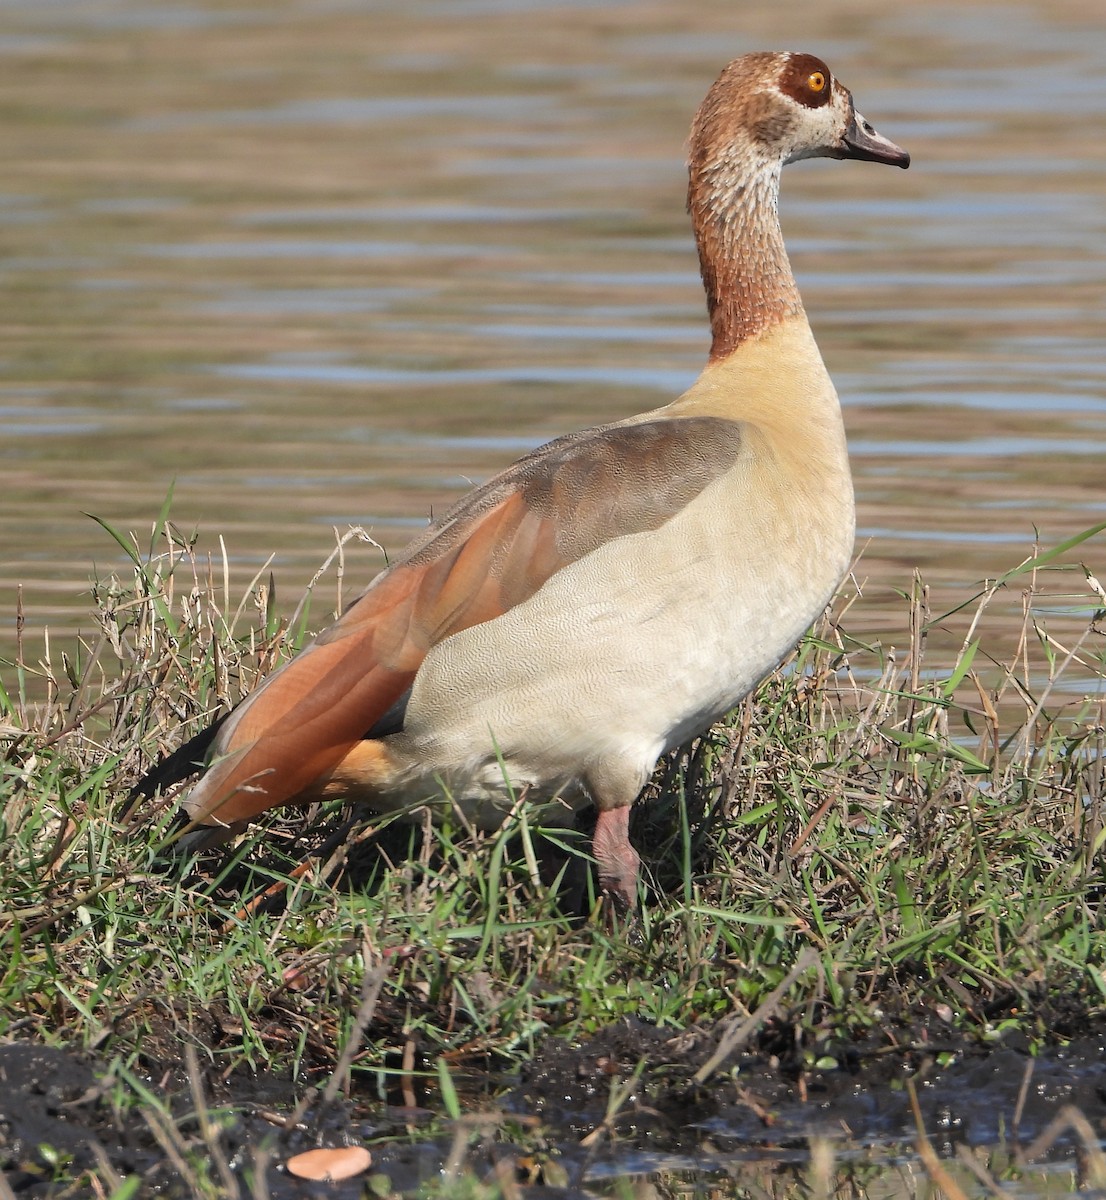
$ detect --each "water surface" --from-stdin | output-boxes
[1,0,1105,705]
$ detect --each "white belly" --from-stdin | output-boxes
[376,460,853,826]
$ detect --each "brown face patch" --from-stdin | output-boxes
[778,53,832,109]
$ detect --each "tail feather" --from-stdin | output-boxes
[122,713,228,818]
[179,637,414,828]
[126,564,426,832]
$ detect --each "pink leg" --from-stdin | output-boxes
[592,805,640,912]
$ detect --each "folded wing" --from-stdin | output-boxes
[162,415,744,827]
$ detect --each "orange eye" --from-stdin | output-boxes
[808,71,826,92]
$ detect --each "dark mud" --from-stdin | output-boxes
[516,1013,1106,1159]
[4,1008,1106,1197]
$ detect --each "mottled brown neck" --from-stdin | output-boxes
[687,124,803,361]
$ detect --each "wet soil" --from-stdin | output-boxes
[4,1005,1106,1197]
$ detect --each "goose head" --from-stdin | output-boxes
[687,52,909,359]
[690,51,910,178]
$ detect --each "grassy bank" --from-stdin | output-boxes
[2,514,1106,1196]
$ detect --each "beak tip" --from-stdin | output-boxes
[839,111,910,170]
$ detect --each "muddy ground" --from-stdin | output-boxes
[3,1000,1106,1198]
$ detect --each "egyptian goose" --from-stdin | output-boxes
[132,52,909,910]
